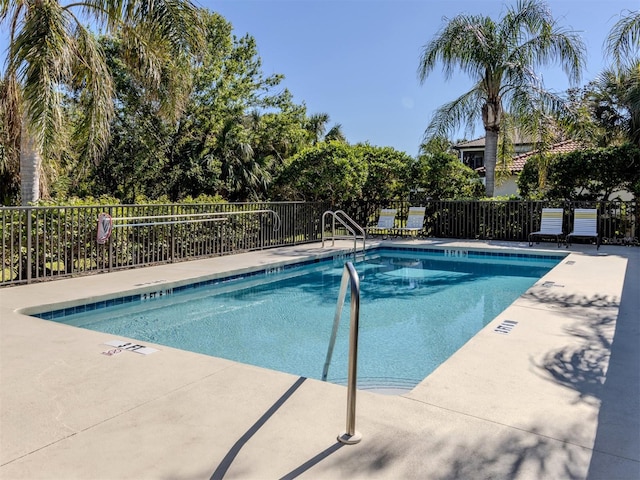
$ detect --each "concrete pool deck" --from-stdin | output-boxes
[0,239,638,479]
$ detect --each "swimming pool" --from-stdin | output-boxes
[38,247,563,392]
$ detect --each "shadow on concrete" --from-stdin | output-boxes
[520,252,640,477]
[305,422,588,479]
[586,254,640,479]
[279,442,345,479]
[521,288,618,402]
[210,377,307,480]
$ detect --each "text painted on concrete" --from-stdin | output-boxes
[102,339,159,355]
[494,320,518,334]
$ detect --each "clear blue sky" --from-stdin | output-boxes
[198,0,637,156]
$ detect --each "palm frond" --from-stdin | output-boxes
[501,1,585,85]
[325,124,346,143]
[13,0,72,155]
[0,73,22,152]
[423,87,485,140]
[418,13,498,83]
[116,0,203,119]
[70,25,114,165]
[605,10,640,67]
[592,61,640,146]
[0,75,21,199]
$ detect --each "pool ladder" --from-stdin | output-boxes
[322,210,366,258]
[323,261,362,444]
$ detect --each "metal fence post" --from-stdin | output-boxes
[171,204,176,262]
[26,208,32,284]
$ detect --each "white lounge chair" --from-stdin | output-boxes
[366,208,397,238]
[528,208,564,247]
[396,206,426,237]
[567,208,600,249]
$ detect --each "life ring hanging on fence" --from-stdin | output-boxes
[97,213,113,244]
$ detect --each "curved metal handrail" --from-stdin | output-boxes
[321,210,365,257]
[322,261,362,444]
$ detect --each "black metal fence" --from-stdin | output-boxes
[0,202,328,286]
[337,199,637,244]
[1,199,637,286]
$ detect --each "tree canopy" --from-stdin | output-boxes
[418,0,586,197]
[411,151,484,200]
[1,0,204,204]
[4,3,637,206]
[272,142,482,203]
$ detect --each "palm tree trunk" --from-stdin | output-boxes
[19,127,41,205]
[484,130,498,197]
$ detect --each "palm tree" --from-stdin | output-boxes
[215,116,272,201]
[418,0,585,197]
[589,62,640,147]
[305,113,330,145]
[605,9,640,67]
[1,0,203,205]
[324,123,346,143]
[603,10,640,147]
[304,112,346,145]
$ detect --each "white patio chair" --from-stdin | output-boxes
[528,208,564,247]
[566,208,600,249]
[365,208,397,238]
[396,206,426,237]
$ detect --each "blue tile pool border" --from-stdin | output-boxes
[33,246,565,321]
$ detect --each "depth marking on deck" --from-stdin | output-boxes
[494,320,518,334]
[101,340,159,355]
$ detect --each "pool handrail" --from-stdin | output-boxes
[323,261,362,444]
[321,210,365,258]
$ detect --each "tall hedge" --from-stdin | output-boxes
[518,144,640,200]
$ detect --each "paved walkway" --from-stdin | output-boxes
[1,239,638,479]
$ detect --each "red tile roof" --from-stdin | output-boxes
[476,139,582,174]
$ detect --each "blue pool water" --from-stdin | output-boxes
[41,248,562,391]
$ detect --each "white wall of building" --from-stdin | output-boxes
[482,174,635,200]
